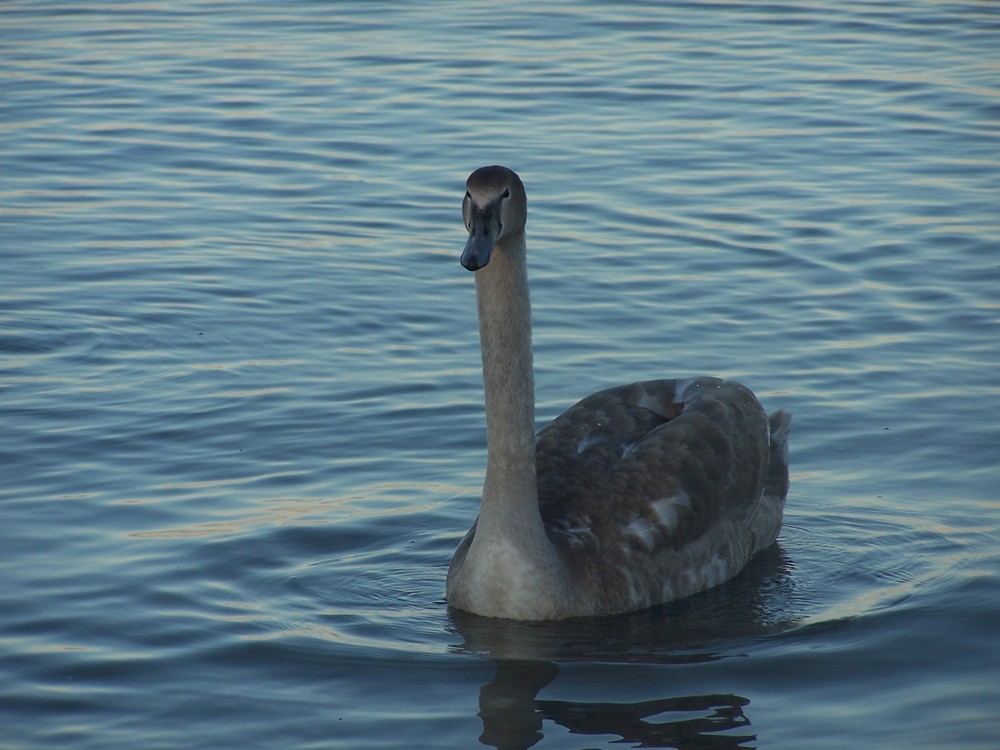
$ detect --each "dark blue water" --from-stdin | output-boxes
[2,2,998,748]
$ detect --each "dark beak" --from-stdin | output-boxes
[461,206,500,271]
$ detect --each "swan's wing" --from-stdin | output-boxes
[535,377,771,555]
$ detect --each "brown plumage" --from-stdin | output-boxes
[446,166,791,620]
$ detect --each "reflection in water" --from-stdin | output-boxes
[479,659,754,750]
[478,660,558,750]
[449,546,795,749]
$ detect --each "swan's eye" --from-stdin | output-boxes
[502,188,511,200]
[465,191,471,200]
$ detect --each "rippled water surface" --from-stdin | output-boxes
[3,2,999,748]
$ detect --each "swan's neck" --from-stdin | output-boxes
[473,230,548,551]
[454,228,569,618]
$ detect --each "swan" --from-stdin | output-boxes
[446,165,791,620]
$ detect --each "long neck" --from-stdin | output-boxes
[473,230,544,544]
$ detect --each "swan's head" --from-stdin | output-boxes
[461,165,527,271]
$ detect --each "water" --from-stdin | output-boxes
[2,1,998,747]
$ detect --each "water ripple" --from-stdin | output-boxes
[2,1,998,748]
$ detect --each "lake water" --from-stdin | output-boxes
[2,1,998,748]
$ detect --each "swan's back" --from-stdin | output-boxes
[535,377,789,614]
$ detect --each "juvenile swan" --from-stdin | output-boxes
[446,165,791,620]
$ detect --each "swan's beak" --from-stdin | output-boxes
[461,206,500,272]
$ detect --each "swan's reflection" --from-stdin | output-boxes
[449,545,795,749]
[480,660,753,750]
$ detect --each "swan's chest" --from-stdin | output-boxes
[452,536,568,620]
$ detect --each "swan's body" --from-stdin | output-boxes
[446,165,790,620]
